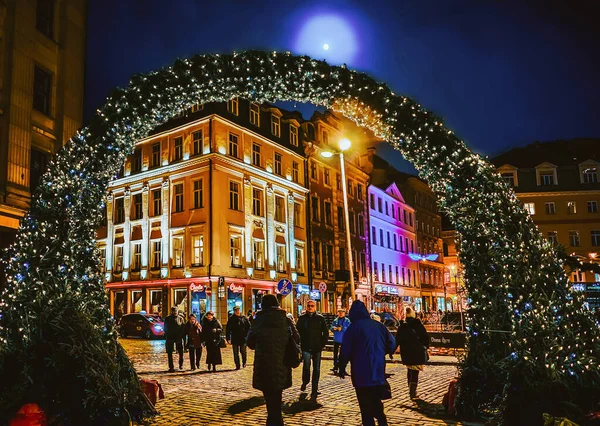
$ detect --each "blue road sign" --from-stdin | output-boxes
[277,279,293,296]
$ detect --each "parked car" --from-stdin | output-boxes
[118,313,165,339]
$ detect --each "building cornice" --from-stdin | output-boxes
[517,190,600,197]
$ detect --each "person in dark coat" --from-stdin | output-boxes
[339,300,396,426]
[226,306,251,369]
[201,311,223,372]
[247,294,299,426]
[185,314,204,370]
[395,306,429,399]
[296,299,329,398]
[164,306,186,372]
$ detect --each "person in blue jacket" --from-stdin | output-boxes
[339,300,396,426]
[330,308,351,375]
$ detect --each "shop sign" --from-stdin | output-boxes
[572,283,586,292]
[297,284,310,294]
[375,285,399,295]
[310,289,321,300]
[428,332,466,349]
[190,283,205,292]
[229,283,243,293]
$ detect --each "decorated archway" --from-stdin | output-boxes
[1,51,599,424]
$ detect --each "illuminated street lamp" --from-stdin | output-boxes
[321,138,355,301]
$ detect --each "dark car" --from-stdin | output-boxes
[374,312,399,330]
[118,313,165,339]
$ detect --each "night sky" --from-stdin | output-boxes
[85,0,600,171]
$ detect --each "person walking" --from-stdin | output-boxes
[201,311,223,372]
[185,314,203,371]
[395,306,429,399]
[164,306,186,372]
[296,299,328,399]
[338,300,396,426]
[330,308,350,375]
[247,294,299,426]
[226,306,251,369]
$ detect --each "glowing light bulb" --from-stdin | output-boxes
[323,44,329,51]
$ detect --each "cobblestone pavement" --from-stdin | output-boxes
[122,338,481,426]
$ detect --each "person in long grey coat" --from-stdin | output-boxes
[247,294,299,426]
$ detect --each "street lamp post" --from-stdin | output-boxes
[321,138,356,301]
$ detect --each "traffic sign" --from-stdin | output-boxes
[319,281,327,293]
[277,279,293,296]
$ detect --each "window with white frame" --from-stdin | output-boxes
[592,230,600,247]
[174,136,183,161]
[131,243,141,271]
[151,241,161,269]
[292,161,299,183]
[192,235,204,266]
[252,143,261,167]
[524,202,535,215]
[540,171,555,186]
[229,133,239,158]
[133,193,142,220]
[294,202,303,227]
[568,201,576,214]
[193,179,203,209]
[172,236,184,268]
[253,239,265,269]
[250,103,260,126]
[545,202,556,215]
[271,115,281,137]
[230,235,242,267]
[114,245,123,272]
[275,195,286,222]
[252,188,263,217]
[174,183,184,213]
[276,244,286,272]
[152,189,162,217]
[274,152,283,175]
[569,231,580,247]
[151,143,161,168]
[547,231,558,245]
[295,246,304,274]
[229,181,240,210]
[501,172,515,187]
[227,97,239,115]
[115,198,125,223]
[583,167,598,183]
[290,125,298,146]
[192,130,202,156]
[588,201,598,213]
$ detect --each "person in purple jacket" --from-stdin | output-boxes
[339,300,396,426]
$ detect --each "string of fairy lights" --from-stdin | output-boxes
[0,50,598,423]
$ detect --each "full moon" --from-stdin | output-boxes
[323,43,329,51]
[294,14,358,64]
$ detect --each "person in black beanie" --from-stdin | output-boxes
[247,294,299,426]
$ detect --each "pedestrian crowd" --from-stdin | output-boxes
[162,299,429,426]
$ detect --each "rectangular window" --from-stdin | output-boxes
[357,184,363,201]
[229,133,239,158]
[174,183,184,212]
[115,198,125,224]
[360,252,366,278]
[349,211,356,234]
[570,231,581,247]
[358,214,365,236]
[99,248,106,272]
[336,173,341,190]
[193,179,203,209]
[292,161,299,183]
[36,0,54,38]
[395,266,399,284]
[227,97,239,115]
[191,103,203,113]
[250,103,260,126]
[547,231,558,245]
[290,125,298,146]
[324,202,332,225]
[372,226,377,245]
[588,201,598,213]
[393,234,397,250]
[172,236,184,268]
[337,206,344,229]
[192,130,203,156]
[114,246,123,272]
[275,195,286,222]
[374,262,379,281]
[311,162,318,180]
[378,198,383,213]
[381,263,386,282]
[152,189,162,217]
[253,240,265,269]
[501,172,515,187]
[133,193,142,219]
[399,237,404,252]
[324,169,330,186]
[592,230,600,246]
[311,196,320,222]
[326,245,334,271]
[174,137,183,161]
[403,210,408,223]
[230,235,242,267]
[387,231,391,248]
[192,235,204,266]
[33,66,52,115]
[274,152,283,176]
[347,180,353,197]
[151,241,161,269]
[380,229,384,247]
[131,149,142,173]
[252,143,261,167]
[583,168,598,183]
[540,172,555,186]
[370,194,375,209]
[545,202,556,215]
[568,201,577,214]
[276,244,286,272]
[295,247,304,274]
[389,265,393,284]
[294,202,303,227]
[339,249,345,271]
[385,201,389,216]
[314,242,321,270]
[229,181,240,210]
[322,131,329,144]
[151,143,161,168]
[524,202,535,215]
[271,115,281,137]
[252,188,263,216]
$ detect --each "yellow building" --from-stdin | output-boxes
[98,99,309,323]
[493,139,600,309]
[0,0,87,247]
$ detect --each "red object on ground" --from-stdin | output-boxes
[140,379,165,406]
[442,379,458,416]
[9,403,47,426]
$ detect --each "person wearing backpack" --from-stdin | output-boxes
[395,306,429,399]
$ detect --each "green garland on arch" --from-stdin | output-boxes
[1,50,599,424]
